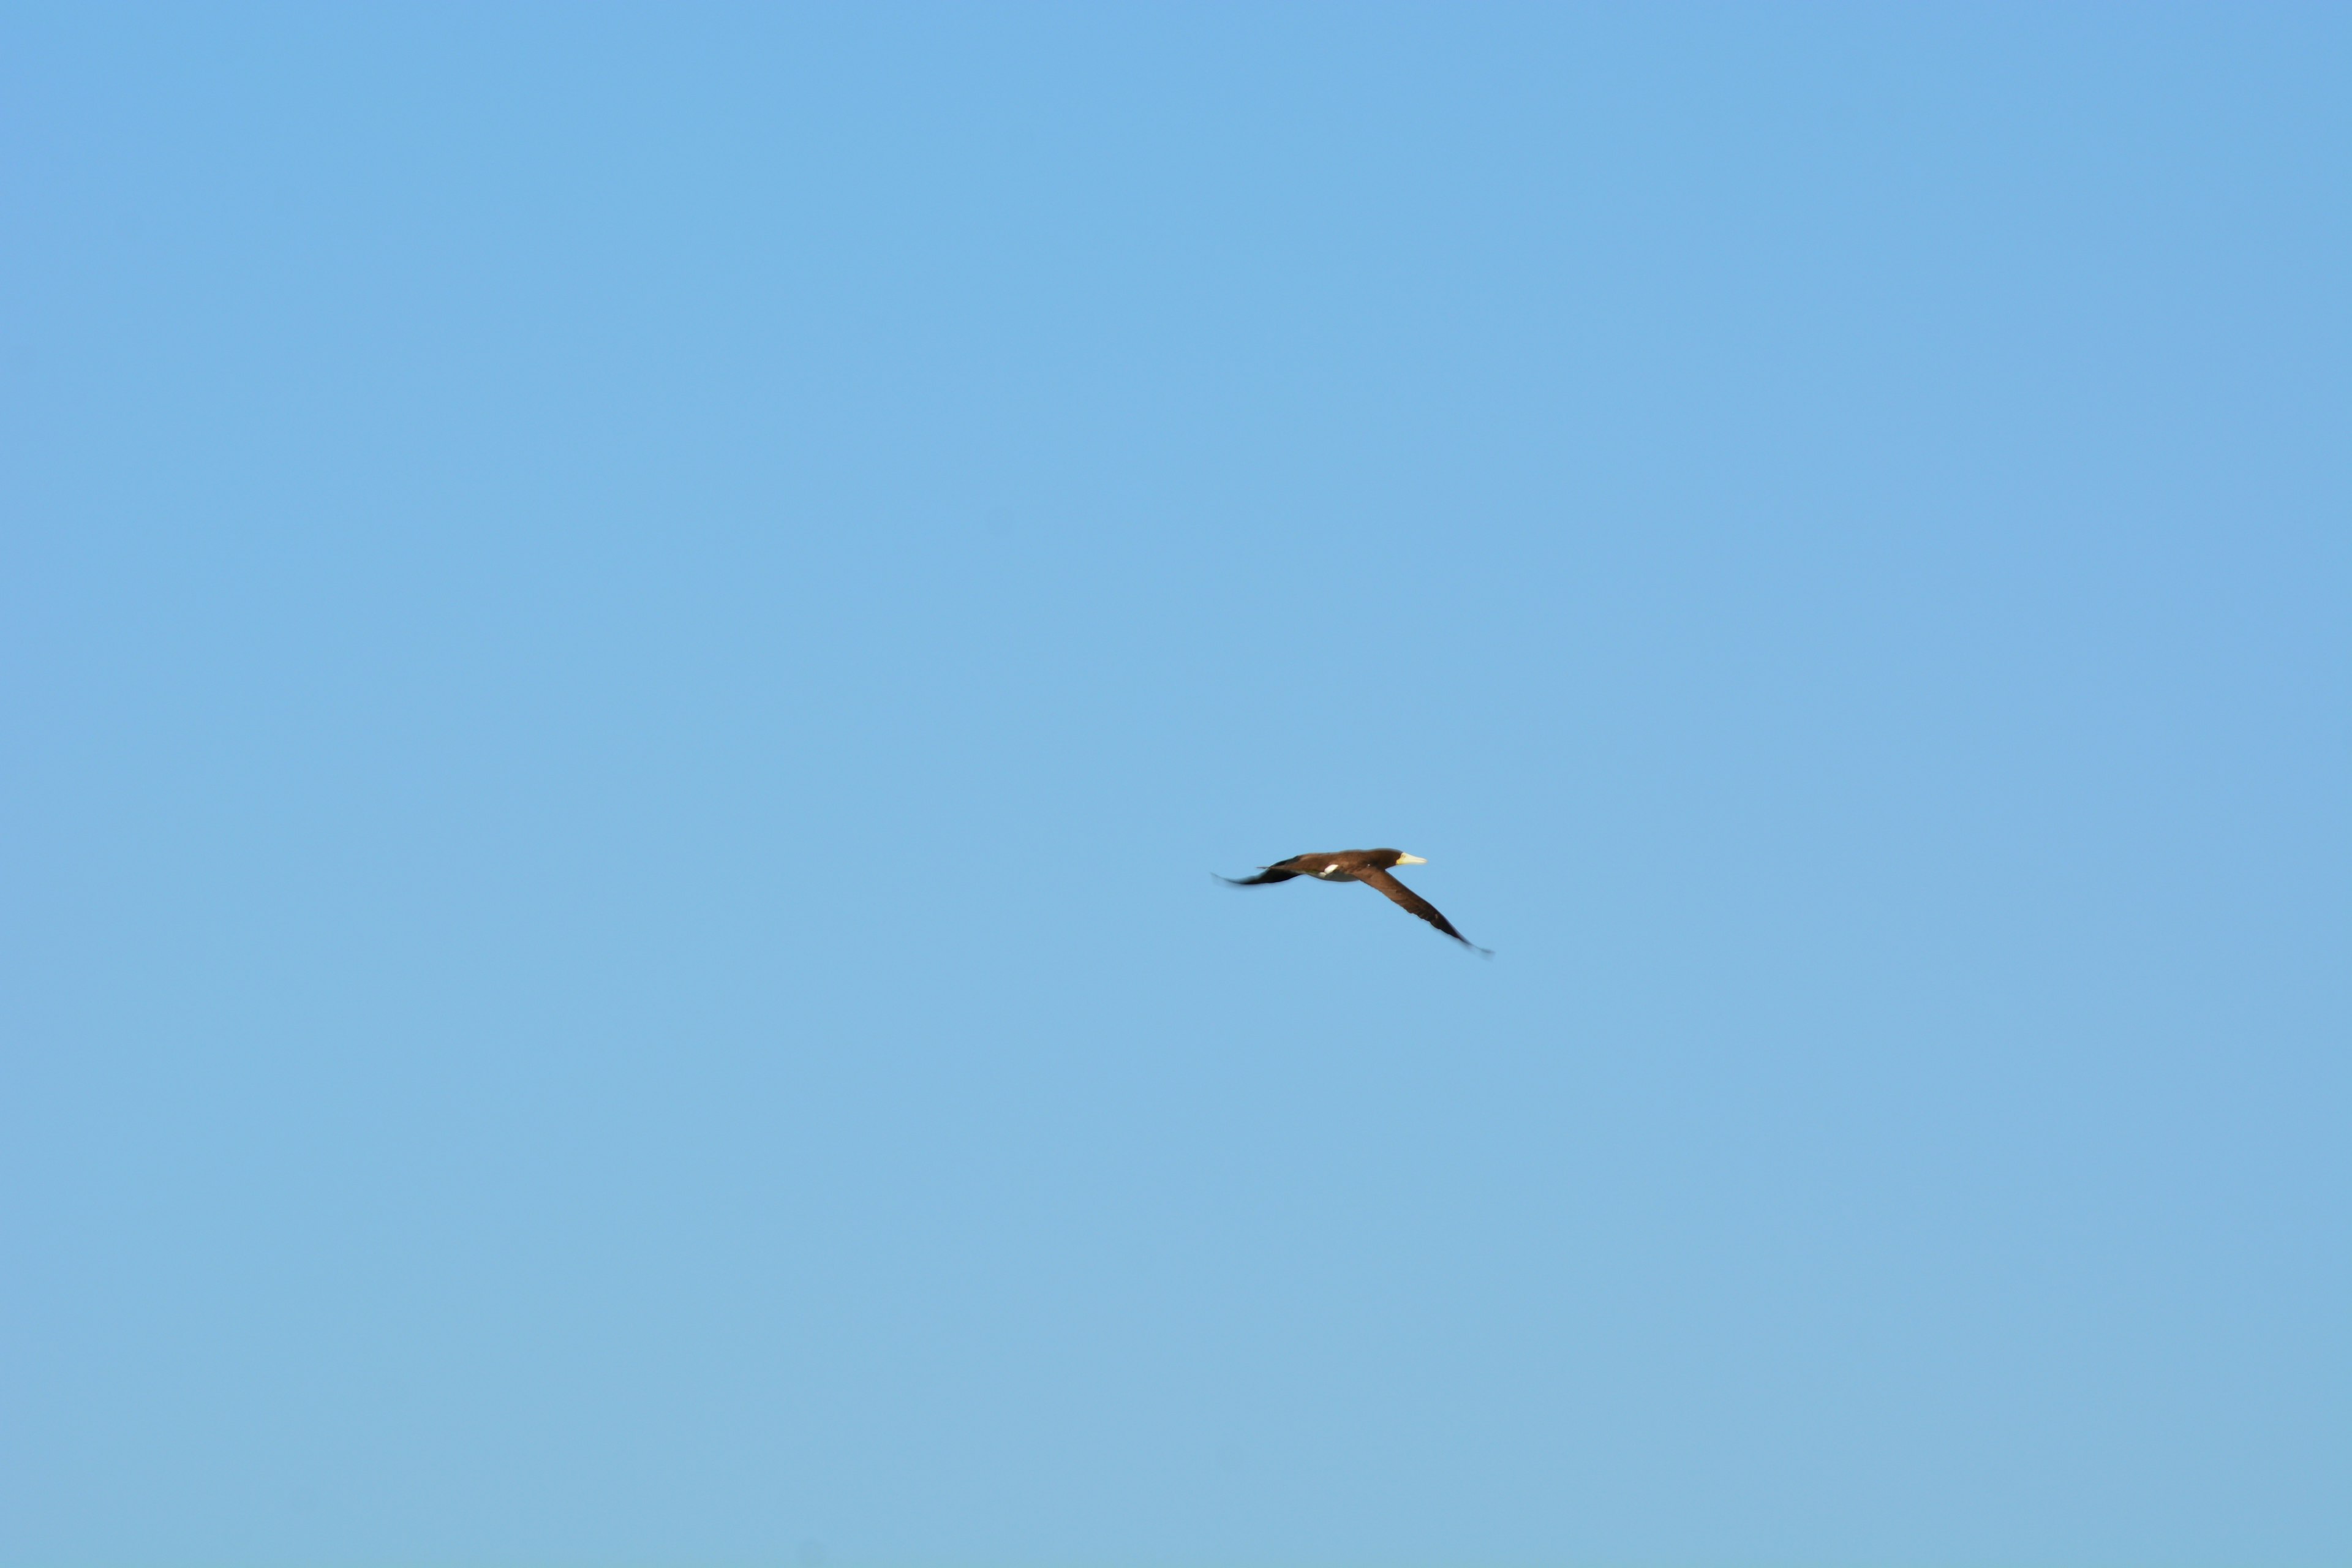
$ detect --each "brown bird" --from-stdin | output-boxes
[1219,848,1488,953]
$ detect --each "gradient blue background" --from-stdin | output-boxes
[5,6,2346,1565]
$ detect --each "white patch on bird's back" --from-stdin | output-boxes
[1324,863,1340,873]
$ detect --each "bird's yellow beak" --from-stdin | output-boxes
[1396,853,1427,865]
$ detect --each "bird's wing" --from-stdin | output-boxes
[1355,868,1485,950]
[1219,869,1301,885]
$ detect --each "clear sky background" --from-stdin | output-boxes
[4,6,2346,1566]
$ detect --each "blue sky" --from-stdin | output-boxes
[4,6,2346,1564]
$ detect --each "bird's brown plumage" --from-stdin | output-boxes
[1355,867,1476,946]
[1218,848,1487,952]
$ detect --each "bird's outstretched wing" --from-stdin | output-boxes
[1218,869,1301,885]
[1355,868,1487,952]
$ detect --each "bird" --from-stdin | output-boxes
[1218,848,1488,952]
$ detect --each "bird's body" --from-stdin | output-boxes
[1219,848,1487,952]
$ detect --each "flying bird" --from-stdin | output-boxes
[1219,848,1488,952]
